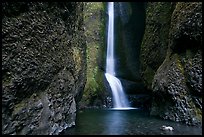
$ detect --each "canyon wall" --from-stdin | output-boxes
[141,2,202,125]
[2,2,86,135]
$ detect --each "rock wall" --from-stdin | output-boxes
[2,2,86,135]
[114,2,146,82]
[141,2,202,125]
[78,2,110,109]
[140,2,175,90]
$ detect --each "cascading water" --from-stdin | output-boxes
[105,2,131,109]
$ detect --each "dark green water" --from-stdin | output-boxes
[62,109,202,135]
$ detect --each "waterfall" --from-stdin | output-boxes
[105,2,130,109]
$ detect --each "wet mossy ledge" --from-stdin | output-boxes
[141,2,202,126]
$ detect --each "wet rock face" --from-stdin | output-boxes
[151,54,202,125]
[151,2,202,125]
[114,2,146,82]
[140,2,176,90]
[79,3,109,109]
[2,2,86,135]
[169,2,202,53]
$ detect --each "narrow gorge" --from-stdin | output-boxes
[2,2,202,135]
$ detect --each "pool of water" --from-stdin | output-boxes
[61,108,202,135]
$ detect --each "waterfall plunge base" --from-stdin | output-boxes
[105,73,130,108]
[105,2,133,109]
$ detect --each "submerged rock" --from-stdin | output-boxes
[160,125,174,131]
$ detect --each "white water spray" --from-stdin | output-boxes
[105,2,131,109]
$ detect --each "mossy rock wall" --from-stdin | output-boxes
[2,2,86,135]
[79,2,110,109]
[140,2,176,90]
[141,2,202,125]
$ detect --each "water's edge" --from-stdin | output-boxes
[61,109,202,135]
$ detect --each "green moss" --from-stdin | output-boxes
[72,46,82,74]
[12,93,38,116]
[81,2,106,107]
[195,106,202,120]
[174,54,185,75]
[177,60,184,74]
[169,2,202,51]
[149,2,202,125]
[13,101,26,116]
[2,73,13,86]
[146,2,175,23]
[188,96,202,121]
[171,2,202,27]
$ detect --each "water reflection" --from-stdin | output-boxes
[104,110,126,134]
[62,109,202,135]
